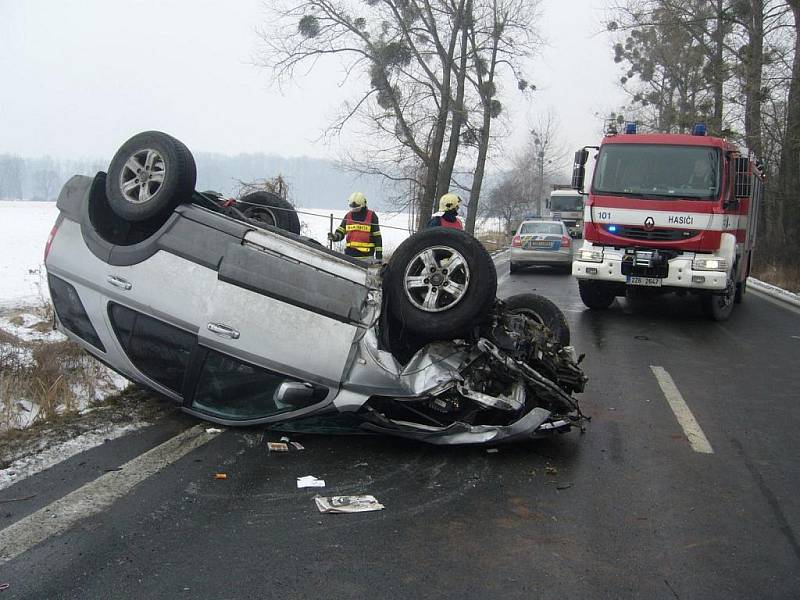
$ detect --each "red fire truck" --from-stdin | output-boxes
[570,123,763,321]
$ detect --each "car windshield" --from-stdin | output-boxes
[550,195,583,212]
[520,222,563,235]
[592,144,720,200]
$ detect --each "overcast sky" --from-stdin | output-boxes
[1,0,625,170]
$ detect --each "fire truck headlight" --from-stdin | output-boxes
[693,257,728,271]
[579,248,604,263]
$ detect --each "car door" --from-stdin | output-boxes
[188,228,371,423]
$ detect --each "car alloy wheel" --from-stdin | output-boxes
[403,245,470,312]
[119,148,167,205]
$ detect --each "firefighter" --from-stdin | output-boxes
[427,193,464,229]
[327,192,383,260]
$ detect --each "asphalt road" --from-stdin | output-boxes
[2,254,800,599]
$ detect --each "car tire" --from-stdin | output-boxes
[503,293,570,347]
[237,191,301,235]
[106,131,196,222]
[510,261,519,274]
[578,280,616,310]
[385,228,497,340]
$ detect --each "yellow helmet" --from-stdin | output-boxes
[348,192,367,209]
[439,193,461,212]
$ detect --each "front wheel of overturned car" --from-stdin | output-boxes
[578,280,616,310]
[385,228,497,340]
[503,293,570,347]
[237,191,301,235]
[106,131,197,222]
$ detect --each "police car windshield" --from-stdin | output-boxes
[592,144,720,200]
[550,195,583,212]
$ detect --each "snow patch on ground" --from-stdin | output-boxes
[0,421,148,492]
[0,201,57,308]
[0,313,65,343]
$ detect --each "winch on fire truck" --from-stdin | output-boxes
[570,122,764,321]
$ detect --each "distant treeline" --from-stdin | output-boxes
[0,153,399,210]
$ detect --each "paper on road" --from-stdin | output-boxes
[314,495,385,513]
[297,475,326,488]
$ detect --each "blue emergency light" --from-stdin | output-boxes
[624,122,637,134]
[692,123,707,136]
[608,225,618,233]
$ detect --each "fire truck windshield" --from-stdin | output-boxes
[592,144,720,200]
[551,195,583,212]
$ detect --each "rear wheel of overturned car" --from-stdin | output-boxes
[503,293,570,347]
[386,228,497,340]
[578,280,616,310]
[106,131,197,222]
[510,261,520,274]
[237,191,301,235]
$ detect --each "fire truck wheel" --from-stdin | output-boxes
[734,279,746,304]
[578,280,616,310]
[385,228,497,340]
[702,280,735,321]
[503,293,570,347]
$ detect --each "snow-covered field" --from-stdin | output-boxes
[0,201,57,307]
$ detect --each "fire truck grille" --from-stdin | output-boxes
[610,226,696,241]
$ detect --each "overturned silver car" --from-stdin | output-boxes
[44,131,587,445]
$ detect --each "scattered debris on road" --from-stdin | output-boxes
[290,442,305,451]
[205,428,223,434]
[297,475,326,488]
[545,466,559,475]
[556,483,572,490]
[314,495,385,514]
[267,442,289,452]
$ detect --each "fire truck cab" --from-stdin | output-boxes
[571,123,763,321]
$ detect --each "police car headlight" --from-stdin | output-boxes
[579,248,603,263]
[692,257,728,271]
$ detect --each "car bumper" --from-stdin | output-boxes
[572,247,728,290]
[510,247,573,265]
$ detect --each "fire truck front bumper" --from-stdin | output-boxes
[572,245,729,291]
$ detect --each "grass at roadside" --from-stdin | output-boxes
[751,262,800,294]
[0,304,128,432]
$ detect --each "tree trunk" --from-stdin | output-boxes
[777,1,800,245]
[744,0,764,158]
[710,0,726,134]
[436,0,471,200]
[466,108,491,234]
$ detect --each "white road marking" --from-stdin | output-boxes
[651,366,713,454]
[0,425,220,564]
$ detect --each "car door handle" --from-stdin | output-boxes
[207,323,240,339]
[107,275,132,291]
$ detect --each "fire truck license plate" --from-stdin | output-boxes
[627,276,662,287]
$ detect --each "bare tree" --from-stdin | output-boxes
[257,0,539,231]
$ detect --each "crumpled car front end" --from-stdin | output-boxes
[339,300,589,445]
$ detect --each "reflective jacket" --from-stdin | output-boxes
[427,211,464,230]
[332,209,383,259]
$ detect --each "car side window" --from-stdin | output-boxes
[108,303,195,393]
[191,349,327,420]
